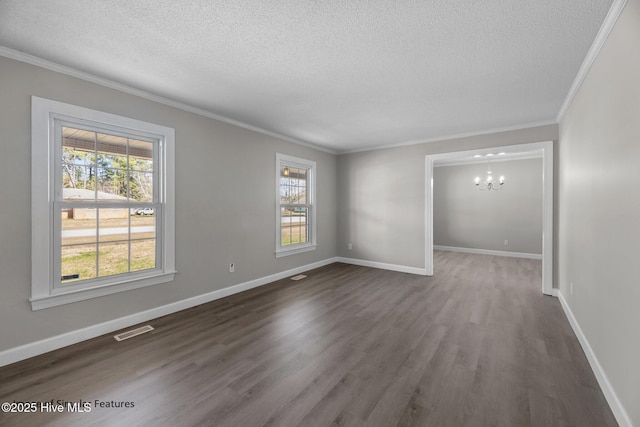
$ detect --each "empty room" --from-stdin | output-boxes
[0,0,638,426]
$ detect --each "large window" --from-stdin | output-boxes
[31,97,175,310]
[275,153,316,257]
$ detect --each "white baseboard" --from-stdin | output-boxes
[558,291,632,427]
[0,257,339,368]
[336,257,427,276]
[433,245,543,260]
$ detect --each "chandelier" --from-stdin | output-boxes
[475,162,504,191]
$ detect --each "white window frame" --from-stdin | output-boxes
[275,153,317,257]
[31,96,176,310]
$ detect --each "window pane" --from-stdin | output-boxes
[280,207,308,246]
[297,174,307,204]
[129,139,154,164]
[96,133,130,201]
[296,188,306,204]
[281,208,292,245]
[129,171,154,202]
[61,244,97,284]
[279,176,289,205]
[61,207,98,283]
[293,221,301,244]
[62,151,94,192]
[279,166,308,205]
[290,168,300,196]
[98,241,130,277]
[97,167,130,200]
[131,239,156,272]
[98,208,130,242]
[62,208,97,246]
[62,127,97,198]
[62,127,96,153]
[131,213,155,241]
[129,140,154,202]
[298,208,308,243]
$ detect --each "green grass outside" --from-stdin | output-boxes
[281,224,308,246]
[61,239,155,284]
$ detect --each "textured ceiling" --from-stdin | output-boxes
[0,0,613,153]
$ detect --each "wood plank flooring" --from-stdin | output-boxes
[0,251,618,426]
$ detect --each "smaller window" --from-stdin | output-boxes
[276,153,316,257]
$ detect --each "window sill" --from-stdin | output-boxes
[275,244,317,258]
[30,271,176,311]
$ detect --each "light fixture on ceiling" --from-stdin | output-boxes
[474,161,504,191]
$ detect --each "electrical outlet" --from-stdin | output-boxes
[570,282,574,295]
[504,240,508,246]
[348,242,353,250]
[229,263,235,273]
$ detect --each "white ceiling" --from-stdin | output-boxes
[0,0,614,153]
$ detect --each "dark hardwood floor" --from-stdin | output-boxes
[0,251,618,426]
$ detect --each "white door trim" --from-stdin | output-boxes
[425,140,554,295]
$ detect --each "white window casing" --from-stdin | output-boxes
[31,96,176,310]
[275,153,317,257]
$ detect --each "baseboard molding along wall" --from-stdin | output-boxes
[434,245,543,260]
[336,257,428,276]
[558,291,632,427]
[0,257,339,367]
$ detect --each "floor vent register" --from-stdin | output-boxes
[114,325,154,341]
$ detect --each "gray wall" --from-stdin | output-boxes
[558,0,640,424]
[337,125,558,267]
[434,158,542,254]
[0,56,337,352]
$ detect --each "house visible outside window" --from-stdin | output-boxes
[31,97,175,310]
[275,153,316,257]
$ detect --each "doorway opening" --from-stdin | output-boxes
[425,141,554,295]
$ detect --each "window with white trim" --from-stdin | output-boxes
[31,97,175,310]
[275,153,316,257]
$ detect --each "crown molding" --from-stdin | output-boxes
[340,120,557,154]
[557,0,629,122]
[0,46,337,155]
